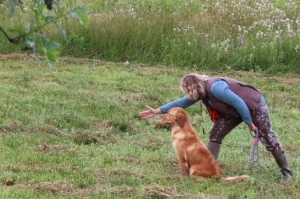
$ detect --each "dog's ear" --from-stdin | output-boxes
[176,112,187,127]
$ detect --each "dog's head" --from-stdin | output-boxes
[161,107,189,128]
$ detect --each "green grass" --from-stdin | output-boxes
[0,55,299,198]
[1,1,300,74]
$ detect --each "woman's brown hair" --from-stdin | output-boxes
[180,73,209,100]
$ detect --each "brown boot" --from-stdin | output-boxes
[271,150,292,180]
[207,141,221,160]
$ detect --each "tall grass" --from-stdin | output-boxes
[1,0,300,73]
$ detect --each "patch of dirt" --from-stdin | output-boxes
[212,70,262,79]
[91,168,146,180]
[36,144,76,154]
[90,168,183,183]
[0,53,38,61]
[8,182,95,197]
[143,184,202,199]
[0,163,83,174]
[130,135,165,151]
[91,120,113,129]
[0,120,21,134]
[76,120,119,144]
[90,120,121,142]
[268,76,300,86]
[73,132,100,145]
[59,56,107,65]
[98,186,135,197]
[3,178,15,186]
[0,53,118,66]
[115,157,143,164]
[7,180,135,198]
[209,70,300,86]
[26,125,66,137]
[113,93,146,106]
[40,124,66,136]
[4,166,215,198]
[6,181,211,198]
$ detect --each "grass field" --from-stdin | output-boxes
[0,54,299,198]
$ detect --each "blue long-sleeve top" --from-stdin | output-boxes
[160,80,264,125]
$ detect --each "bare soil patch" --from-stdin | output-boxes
[36,144,76,154]
[0,120,21,134]
[7,182,95,197]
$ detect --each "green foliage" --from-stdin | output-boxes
[0,0,88,68]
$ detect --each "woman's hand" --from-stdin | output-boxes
[139,105,161,119]
[249,123,257,131]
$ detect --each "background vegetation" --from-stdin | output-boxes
[1,0,300,74]
[0,55,299,198]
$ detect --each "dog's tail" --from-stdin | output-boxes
[223,175,250,183]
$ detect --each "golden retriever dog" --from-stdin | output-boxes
[161,107,249,183]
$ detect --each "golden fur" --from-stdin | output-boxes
[161,107,249,183]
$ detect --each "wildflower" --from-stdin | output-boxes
[294,45,299,52]
[238,36,245,46]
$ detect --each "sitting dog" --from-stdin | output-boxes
[161,107,249,183]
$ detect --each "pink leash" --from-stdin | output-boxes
[250,129,259,163]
